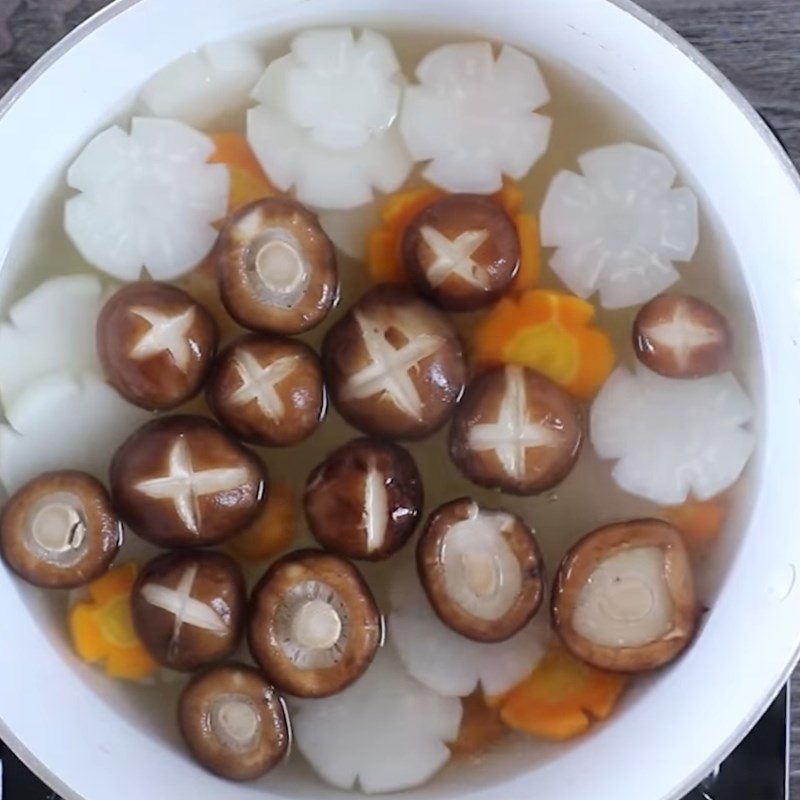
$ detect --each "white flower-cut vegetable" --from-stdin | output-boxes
[0,275,105,420]
[400,42,551,193]
[65,118,229,281]
[139,41,265,129]
[591,364,755,505]
[317,204,380,260]
[0,374,150,493]
[247,28,412,210]
[389,565,548,699]
[292,645,461,794]
[540,143,699,309]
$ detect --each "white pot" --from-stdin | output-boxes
[1,1,800,799]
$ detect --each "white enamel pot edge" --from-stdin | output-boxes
[1,1,799,799]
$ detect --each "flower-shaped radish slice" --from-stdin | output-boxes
[400,43,551,193]
[591,364,755,505]
[65,118,229,281]
[291,645,462,794]
[0,274,104,419]
[247,28,412,210]
[139,41,265,129]
[540,143,699,309]
[317,204,380,260]
[0,374,150,493]
[389,564,548,699]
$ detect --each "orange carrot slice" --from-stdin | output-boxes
[227,482,297,562]
[449,692,508,758]
[662,494,728,554]
[209,132,278,213]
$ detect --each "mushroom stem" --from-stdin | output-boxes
[30,498,86,553]
[291,599,342,650]
[210,694,260,751]
[254,238,306,296]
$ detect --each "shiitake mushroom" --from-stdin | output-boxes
[217,198,338,334]
[552,519,697,672]
[417,498,544,642]
[248,550,381,698]
[304,438,423,561]
[0,471,121,588]
[179,664,289,781]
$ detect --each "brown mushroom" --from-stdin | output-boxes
[304,438,423,561]
[633,293,732,379]
[207,333,325,447]
[179,664,289,781]
[402,194,519,311]
[449,365,582,495]
[248,550,381,698]
[323,285,466,440]
[417,498,543,642]
[552,519,697,672]
[97,282,217,410]
[111,415,266,548]
[217,198,338,334]
[0,471,121,589]
[132,550,246,671]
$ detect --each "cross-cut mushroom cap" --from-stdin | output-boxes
[552,519,697,672]
[417,498,544,642]
[248,549,381,698]
[323,285,466,440]
[97,282,217,410]
[304,438,423,561]
[403,194,519,312]
[449,365,582,495]
[217,198,339,334]
[132,550,246,671]
[111,415,267,548]
[0,470,121,589]
[179,663,290,781]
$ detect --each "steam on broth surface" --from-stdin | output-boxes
[0,22,759,797]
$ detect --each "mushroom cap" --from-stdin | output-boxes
[304,438,423,561]
[416,498,544,642]
[132,550,246,671]
[552,519,697,672]
[110,415,267,548]
[207,333,325,447]
[178,663,289,781]
[633,293,732,379]
[323,285,466,440]
[248,549,381,698]
[402,194,519,312]
[0,470,121,589]
[449,365,583,495]
[97,282,217,411]
[217,198,339,334]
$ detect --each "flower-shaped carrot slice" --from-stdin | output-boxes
[209,132,279,213]
[662,493,728,554]
[499,646,627,741]
[473,290,614,399]
[227,481,297,562]
[68,563,157,681]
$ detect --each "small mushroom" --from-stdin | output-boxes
[449,365,582,495]
[304,438,423,561]
[248,549,381,698]
[416,498,544,642]
[97,282,217,410]
[207,333,325,447]
[217,198,338,334]
[132,550,246,671]
[552,519,697,672]
[0,471,121,588]
[178,664,290,781]
[111,415,266,548]
[323,285,466,440]
[633,293,732,378]
[402,194,519,311]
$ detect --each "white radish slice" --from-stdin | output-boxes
[540,143,699,309]
[400,43,551,193]
[291,645,461,794]
[138,40,265,129]
[0,275,105,419]
[317,204,380,260]
[590,364,755,505]
[65,118,229,281]
[0,374,151,493]
[389,564,548,699]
